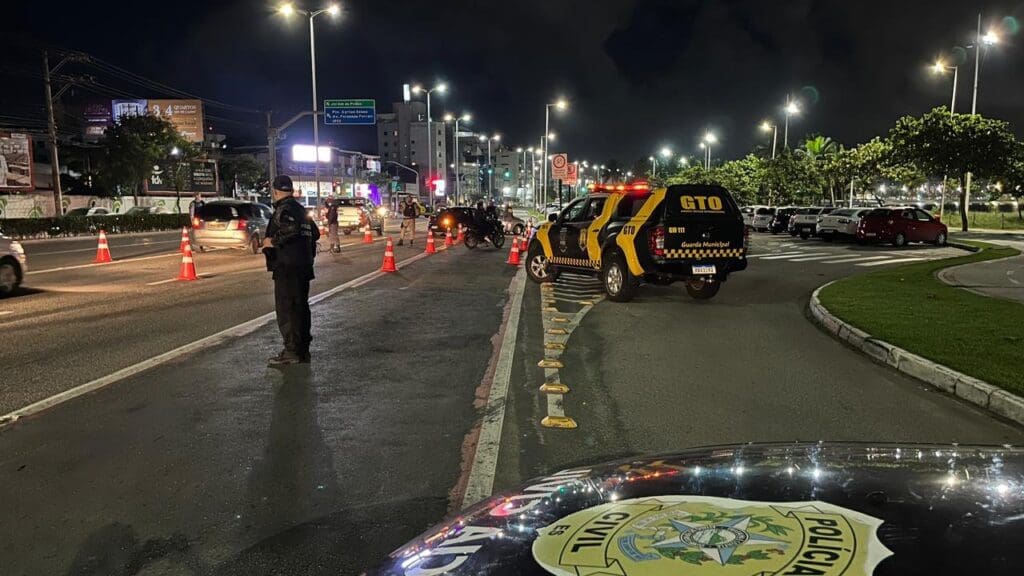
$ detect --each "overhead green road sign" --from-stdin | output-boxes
[324,99,376,125]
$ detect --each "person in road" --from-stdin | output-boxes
[398,197,417,246]
[325,197,341,253]
[188,193,204,220]
[263,175,317,366]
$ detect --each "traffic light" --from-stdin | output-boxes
[503,170,511,180]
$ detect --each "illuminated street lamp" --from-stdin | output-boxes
[540,99,568,207]
[277,2,340,198]
[783,96,800,149]
[660,147,672,158]
[648,155,657,178]
[702,132,717,169]
[444,112,470,202]
[412,82,447,194]
[964,14,1003,224]
[760,120,778,159]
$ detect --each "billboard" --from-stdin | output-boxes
[148,99,204,143]
[83,101,113,142]
[0,132,34,191]
[101,99,205,143]
[146,159,219,194]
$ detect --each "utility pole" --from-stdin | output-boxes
[266,111,277,184]
[43,51,64,216]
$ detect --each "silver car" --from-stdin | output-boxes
[0,233,27,296]
[817,207,872,239]
[190,200,272,254]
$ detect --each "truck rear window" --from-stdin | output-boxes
[664,185,739,218]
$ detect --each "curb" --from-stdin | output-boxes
[809,282,1024,427]
[946,241,980,253]
[16,229,183,245]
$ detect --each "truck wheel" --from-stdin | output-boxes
[343,229,353,235]
[685,277,721,300]
[789,230,798,237]
[526,244,554,283]
[799,230,810,239]
[602,252,636,302]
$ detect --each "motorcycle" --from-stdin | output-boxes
[463,221,505,250]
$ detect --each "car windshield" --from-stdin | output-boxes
[7,4,1024,576]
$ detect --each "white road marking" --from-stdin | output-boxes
[0,251,431,429]
[760,252,829,260]
[856,257,926,266]
[819,255,892,264]
[0,311,12,316]
[789,254,851,262]
[26,252,181,276]
[746,251,805,259]
[29,240,179,256]
[461,268,526,508]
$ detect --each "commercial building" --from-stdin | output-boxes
[376,101,445,196]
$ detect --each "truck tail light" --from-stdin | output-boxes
[648,226,665,257]
[235,218,248,230]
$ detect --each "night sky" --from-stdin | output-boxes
[5,1,1024,165]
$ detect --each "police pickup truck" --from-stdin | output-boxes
[525,183,748,301]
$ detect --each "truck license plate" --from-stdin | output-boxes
[692,264,716,275]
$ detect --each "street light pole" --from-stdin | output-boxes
[542,107,550,208]
[649,156,656,178]
[308,13,320,198]
[278,4,338,199]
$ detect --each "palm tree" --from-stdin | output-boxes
[797,135,840,203]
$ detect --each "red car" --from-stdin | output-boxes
[855,207,948,247]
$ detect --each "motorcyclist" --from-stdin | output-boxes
[473,201,493,238]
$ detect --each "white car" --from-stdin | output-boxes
[543,203,562,217]
[0,233,27,296]
[741,205,768,228]
[750,207,776,231]
[817,208,872,239]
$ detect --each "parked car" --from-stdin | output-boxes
[428,206,476,238]
[0,233,27,297]
[749,206,776,231]
[334,197,384,235]
[65,207,111,217]
[816,207,872,240]
[768,206,798,234]
[856,207,948,247]
[543,203,562,217]
[190,200,272,254]
[125,206,171,215]
[740,205,768,228]
[788,206,834,238]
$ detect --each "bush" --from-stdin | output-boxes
[968,202,991,212]
[998,202,1018,213]
[0,213,190,239]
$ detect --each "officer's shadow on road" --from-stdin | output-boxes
[245,365,341,542]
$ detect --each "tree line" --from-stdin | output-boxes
[613,108,1024,231]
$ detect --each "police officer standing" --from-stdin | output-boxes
[398,197,417,246]
[263,175,318,366]
[325,196,341,253]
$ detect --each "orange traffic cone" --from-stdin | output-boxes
[425,230,436,254]
[519,232,528,252]
[179,227,189,253]
[93,230,112,263]
[177,242,199,281]
[380,237,398,272]
[445,228,454,247]
[456,223,465,244]
[362,224,374,244]
[507,239,521,266]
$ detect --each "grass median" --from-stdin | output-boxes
[818,241,1024,395]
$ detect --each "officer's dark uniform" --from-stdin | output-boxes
[266,177,317,364]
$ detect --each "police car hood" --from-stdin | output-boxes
[366,442,1024,575]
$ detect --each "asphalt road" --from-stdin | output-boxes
[0,222,406,414]
[1,229,1022,575]
[940,234,1024,303]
